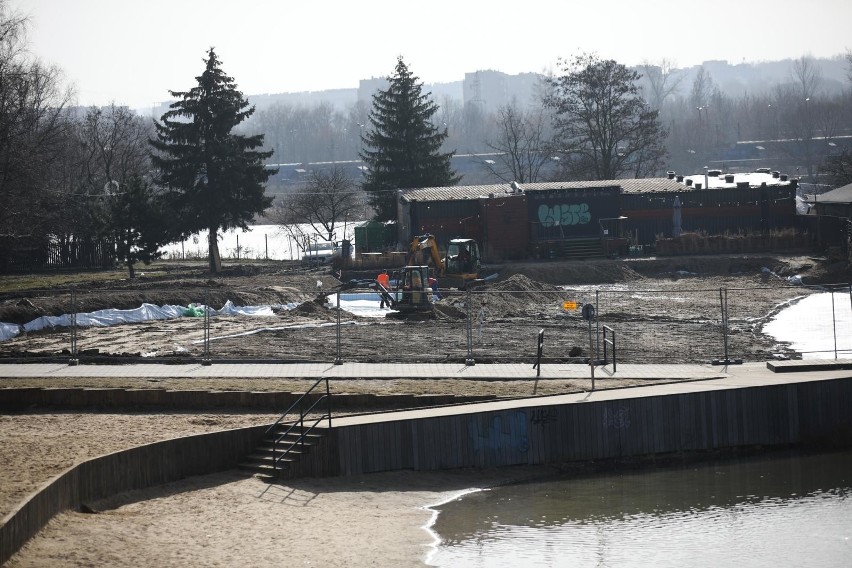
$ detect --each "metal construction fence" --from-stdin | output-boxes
[0,282,850,365]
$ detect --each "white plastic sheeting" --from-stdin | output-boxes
[0,300,297,342]
[0,293,393,343]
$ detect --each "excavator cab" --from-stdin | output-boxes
[371,265,434,318]
[445,239,480,287]
[396,265,433,313]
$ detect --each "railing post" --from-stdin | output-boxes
[326,377,332,428]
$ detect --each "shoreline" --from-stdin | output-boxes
[7,465,556,567]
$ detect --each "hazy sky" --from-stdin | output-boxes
[10,0,852,110]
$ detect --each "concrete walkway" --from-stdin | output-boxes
[1,360,851,383]
[0,361,732,380]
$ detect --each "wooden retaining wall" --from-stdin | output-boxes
[326,378,852,476]
[4,377,851,563]
[0,425,268,565]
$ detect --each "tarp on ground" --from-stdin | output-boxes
[0,300,297,342]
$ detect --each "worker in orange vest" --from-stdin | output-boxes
[376,270,390,308]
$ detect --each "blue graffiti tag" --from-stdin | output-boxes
[538,203,591,227]
[468,411,529,454]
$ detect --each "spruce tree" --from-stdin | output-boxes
[361,57,459,220]
[150,48,273,273]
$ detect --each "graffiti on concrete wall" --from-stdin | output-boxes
[603,406,631,429]
[538,203,591,227]
[469,411,529,454]
[530,408,557,425]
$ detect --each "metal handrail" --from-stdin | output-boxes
[602,325,617,372]
[266,376,332,473]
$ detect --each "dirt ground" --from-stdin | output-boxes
[0,254,847,364]
[1,255,850,565]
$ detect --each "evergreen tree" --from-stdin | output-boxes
[106,175,173,279]
[150,48,273,273]
[361,57,459,220]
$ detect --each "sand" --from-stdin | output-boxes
[1,412,553,567]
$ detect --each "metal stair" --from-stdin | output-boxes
[239,425,325,477]
[239,376,332,478]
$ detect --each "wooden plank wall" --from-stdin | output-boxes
[0,425,268,565]
[330,379,852,476]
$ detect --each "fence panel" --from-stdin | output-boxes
[1,281,849,364]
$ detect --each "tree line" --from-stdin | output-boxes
[2,0,852,275]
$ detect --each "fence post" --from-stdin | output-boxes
[68,287,78,366]
[831,285,838,360]
[595,289,600,359]
[532,329,544,377]
[712,287,741,365]
[201,289,212,366]
[465,287,475,366]
[334,289,343,365]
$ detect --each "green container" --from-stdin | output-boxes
[355,221,396,252]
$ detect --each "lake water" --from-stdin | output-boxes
[762,289,852,359]
[428,449,852,567]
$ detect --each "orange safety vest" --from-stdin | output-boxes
[377,273,390,287]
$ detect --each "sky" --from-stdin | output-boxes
[9,0,852,111]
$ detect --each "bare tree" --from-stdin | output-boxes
[845,49,852,85]
[270,165,363,248]
[0,0,73,242]
[545,53,667,181]
[689,66,717,110]
[640,59,683,110]
[791,55,822,101]
[481,100,549,183]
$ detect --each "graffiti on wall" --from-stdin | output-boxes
[469,411,529,454]
[603,406,631,429]
[531,408,557,425]
[538,203,591,227]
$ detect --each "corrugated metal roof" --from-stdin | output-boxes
[399,174,796,202]
[811,183,852,204]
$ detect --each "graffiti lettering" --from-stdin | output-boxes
[530,408,557,425]
[468,411,529,454]
[538,203,591,227]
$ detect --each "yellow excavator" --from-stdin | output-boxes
[371,265,434,318]
[406,234,480,289]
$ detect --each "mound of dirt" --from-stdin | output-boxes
[493,261,645,285]
[473,274,564,318]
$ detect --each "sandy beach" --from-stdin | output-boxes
[1,412,553,567]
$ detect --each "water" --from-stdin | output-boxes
[763,290,852,358]
[428,450,852,567]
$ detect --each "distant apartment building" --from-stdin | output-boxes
[463,70,543,113]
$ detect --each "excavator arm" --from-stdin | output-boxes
[406,234,445,276]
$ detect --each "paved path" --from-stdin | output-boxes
[0,361,729,380]
[2,360,851,427]
[1,360,851,384]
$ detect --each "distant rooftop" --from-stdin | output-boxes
[399,170,796,202]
